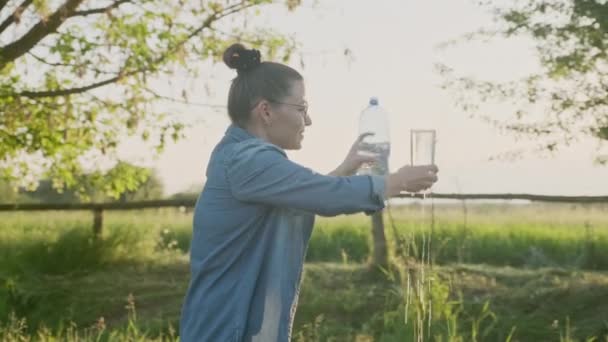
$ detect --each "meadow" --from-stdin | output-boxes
[1,202,608,341]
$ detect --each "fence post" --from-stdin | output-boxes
[371,211,388,267]
[93,208,104,237]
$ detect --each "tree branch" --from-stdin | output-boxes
[71,0,131,17]
[0,0,33,35]
[27,51,117,75]
[143,87,226,109]
[6,2,259,99]
[18,75,122,98]
[0,0,9,13]
[0,0,86,67]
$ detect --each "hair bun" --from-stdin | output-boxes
[223,43,261,73]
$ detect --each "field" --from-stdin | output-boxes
[1,202,608,341]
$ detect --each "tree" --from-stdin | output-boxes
[20,178,80,203]
[169,182,202,201]
[119,168,164,201]
[439,0,608,163]
[18,161,156,202]
[0,0,303,196]
[0,180,18,202]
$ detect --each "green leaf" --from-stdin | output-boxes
[0,0,305,197]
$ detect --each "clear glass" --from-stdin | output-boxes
[410,130,436,166]
[410,130,436,198]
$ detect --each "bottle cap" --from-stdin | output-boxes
[369,97,379,106]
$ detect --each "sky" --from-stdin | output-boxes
[120,0,607,197]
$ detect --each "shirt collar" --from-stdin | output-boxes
[225,124,256,142]
[224,124,288,157]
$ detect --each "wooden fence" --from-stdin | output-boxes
[1,194,607,236]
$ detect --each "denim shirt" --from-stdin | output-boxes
[179,125,386,341]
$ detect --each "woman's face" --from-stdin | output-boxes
[265,80,312,150]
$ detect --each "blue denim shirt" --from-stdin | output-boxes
[180,124,385,341]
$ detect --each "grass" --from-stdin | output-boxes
[1,203,608,340]
[315,202,608,269]
[3,261,608,341]
[295,263,608,341]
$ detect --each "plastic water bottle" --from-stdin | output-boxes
[357,97,391,175]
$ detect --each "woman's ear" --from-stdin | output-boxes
[253,99,273,126]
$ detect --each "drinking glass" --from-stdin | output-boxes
[410,129,436,166]
[410,130,436,197]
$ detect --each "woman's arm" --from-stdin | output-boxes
[226,141,385,217]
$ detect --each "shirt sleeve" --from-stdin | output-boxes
[225,141,385,217]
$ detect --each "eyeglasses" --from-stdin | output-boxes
[269,100,309,117]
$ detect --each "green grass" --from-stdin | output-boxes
[2,203,608,340]
[313,202,608,269]
[2,203,608,271]
[2,261,608,341]
[0,209,192,275]
[295,263,608,341]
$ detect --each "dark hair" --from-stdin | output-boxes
[222,43,303,126]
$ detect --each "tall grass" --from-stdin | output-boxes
[0,298,180,341]
[312,202,608,270]
[377,199,501,342]
[2,203,608,340]
[0,209,192,331]
[2,203,608,273]
[0,209,192,276]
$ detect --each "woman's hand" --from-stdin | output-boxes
[385,164,439,198]
[329,133,378,177]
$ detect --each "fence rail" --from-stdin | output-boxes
[0,199,197,211]
[1,193,608,212]
[2,193,607,236]
[406,193,608,203]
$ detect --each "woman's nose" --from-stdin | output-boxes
[304,114,312,126]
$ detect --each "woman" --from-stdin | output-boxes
[179,43,438,341]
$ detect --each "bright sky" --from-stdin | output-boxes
[121,0,607,196]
